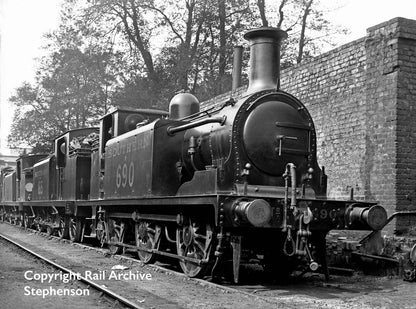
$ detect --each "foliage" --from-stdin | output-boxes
[8,0,347,152]
[8,4,118,152]
[253,0,349,66]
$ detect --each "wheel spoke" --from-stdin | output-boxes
[55,216,64,238]
[147,227,156,234]
[108,220,124,255]
[194,241,206,254]
[148,236,156,247]
[194,233,208,240]
[136,221,160,264]
[176,218,213,278]
[68,217,83,242]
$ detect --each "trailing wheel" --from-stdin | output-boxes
[69,217,83,242]
[57,216,65,238]
[23,214,31,229]
[46,225,54,236]
[176,217,213,277]
[35,217,43,232]
[96,219,107,247]
[45,215,54,236]
[135,221,161,264]
[108,219,124,255]
[18,215,25,227]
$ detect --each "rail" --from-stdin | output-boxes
[0,232,145,309]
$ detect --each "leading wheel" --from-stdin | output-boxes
[135,221,161,264]
[176,217,213,277]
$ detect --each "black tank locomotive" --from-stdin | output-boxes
[0,27,388,283]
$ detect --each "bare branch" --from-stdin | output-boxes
[257,0,268,27]
[141,4,185,44]
[277,0,288,28]
[297,0,314,64]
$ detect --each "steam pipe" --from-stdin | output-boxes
[283,163,297,231]
[232,46,243,91]
[167,115,227,135]
[286,163,297,208]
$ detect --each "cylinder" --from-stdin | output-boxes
[244,27,288,95]
[232,46,243,91]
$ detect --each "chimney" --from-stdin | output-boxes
[231,46,243,91]
[244,27,287,95]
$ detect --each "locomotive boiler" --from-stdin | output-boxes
[0,27,388,283]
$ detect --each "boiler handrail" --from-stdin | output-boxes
[167,115,227,135]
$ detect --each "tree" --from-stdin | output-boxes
[297,0,313,64]
[8,83,61,153]
[254,0,348,66]
[81,0,250,100]
[8,3,118,152]
[8,0,347,151]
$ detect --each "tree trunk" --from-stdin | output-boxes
[297,0,313,64]
[119,0,157,84]
[218,0,226,93]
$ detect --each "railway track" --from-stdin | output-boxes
[0,221,291,309]
[0,222,368,308]
[0,222,293,295]
[0,230,145,309]
[1,221,414,309]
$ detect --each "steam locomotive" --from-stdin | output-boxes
[0,27,388,283]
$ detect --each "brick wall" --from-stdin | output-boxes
[394,19,416,234]
[281,39,368,202]
[201,17,416,235]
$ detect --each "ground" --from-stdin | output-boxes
[0,223,415,309]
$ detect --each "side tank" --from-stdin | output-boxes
[33,156,57,200]
[16,154,48,201]
[55,128,98,200]
[3,171,17,202]
[0,166,14,202]
[103,118,186,198]
[91,107,169,199]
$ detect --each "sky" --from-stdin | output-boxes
[0,0,416,153]
[0,0,62,153]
